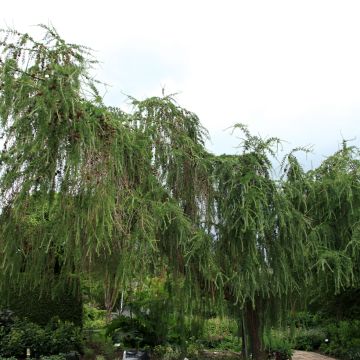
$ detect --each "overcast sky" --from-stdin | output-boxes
[2,0,360,170]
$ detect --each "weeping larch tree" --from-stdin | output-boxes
[1,26,360,360]
[210,127,311,359]
[0,26,213,306]
[298,143,360,318]
[209,133,360,359]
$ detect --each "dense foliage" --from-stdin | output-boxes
[1,26,360,360]
[1,283,82,326]
[0,310,82,358]
[0,26,211,296]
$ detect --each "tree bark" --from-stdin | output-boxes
[240,313,248,359]
[104,269,120,323]
[244,299,267,360]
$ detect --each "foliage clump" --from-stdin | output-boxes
[0,310,82,358]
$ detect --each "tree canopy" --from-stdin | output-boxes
[1,26,360,360]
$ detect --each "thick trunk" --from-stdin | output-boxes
[104,270,119,323]
[244,299,267,360]
[240,314,248,359]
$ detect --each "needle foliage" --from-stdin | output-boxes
[0,26,212,296]
[1,26,360,360]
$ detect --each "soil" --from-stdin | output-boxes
[293,350,337,360]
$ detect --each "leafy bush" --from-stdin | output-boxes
[199,335,241,352]
[0,314,82,358]
[83,305,106,330]
[287,311,319,329]
[46,317,83,355]
[0,319,48,358]
[82,347,95,360]
[83,333,115,360]
[40,355,67,360]
[152,344,181,360]
[319,320,360,360]
[0,310,15,330]
[264,332,293,360]
[185,342,204,359]
[1,284,83,326]
[293,328,326,351]
[106,315,155,347]
[203,317,237,339]
[199,317,241,352]
[347,347,360,360]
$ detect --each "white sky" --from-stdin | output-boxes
[2,0,360,169]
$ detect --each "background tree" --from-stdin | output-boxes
[211,126,310,359]
[301,143,360,319]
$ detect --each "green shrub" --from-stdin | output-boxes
[152,344,181,360]
[1,284,83,326]
[0,315,82,358]
[40,355,67,360]
[0,319,48,358]
[82,347,96,360]
[46,317,83,355]
[203,318,237,339]
[293,328,326,351]
[200,335,241,352]
[199,317,241,352]
[319,320,360,360]
[265,332,293,360]
[185,342,204,359]
[0,310,15,330]
[347,347,360,360]
[152,338,204,359]
[106,315,158,347]
[83,305,106,330]
[83,333,115,360]
[287,311,319,329]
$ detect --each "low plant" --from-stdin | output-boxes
[265,331,293,360]
[0,319,48,358]
[319,320,360,360]
[184,341,205,359]
[287,311,319,329]
[152,344,181,360]
[0,310,15,330]
[83,305,107,330]
[82,347,96,360]
[40,355,67,360]
[199,317,241,352]
[292,328,326,351]
[106,315,152,347]
[0,313,82,358]
[83,333,115,360]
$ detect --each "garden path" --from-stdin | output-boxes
[293,350,337,360]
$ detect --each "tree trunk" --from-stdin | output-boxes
[240,313,248,359]
[104,269,120,323]
[244,299,267,360]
